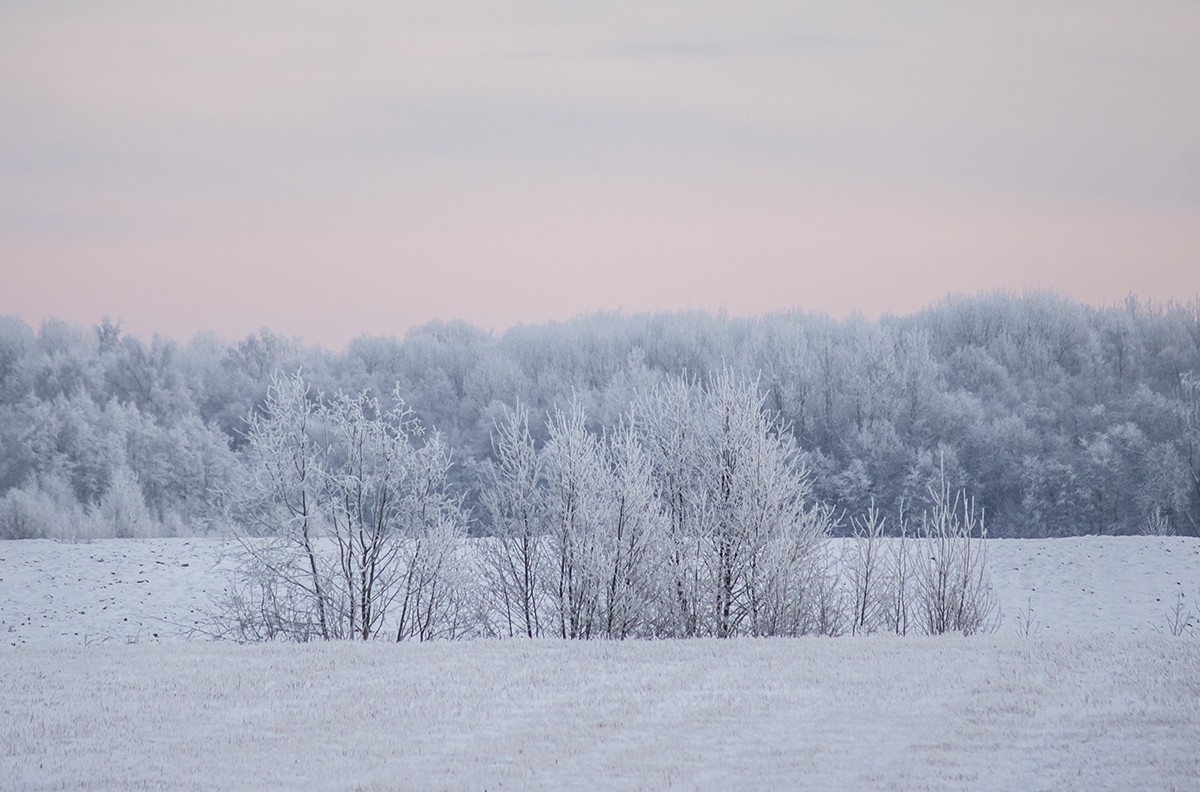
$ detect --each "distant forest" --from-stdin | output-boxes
[1,291,1198,539]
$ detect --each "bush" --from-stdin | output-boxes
[911,472,998,636]
[97,467,154,539]
[0,476,102,541]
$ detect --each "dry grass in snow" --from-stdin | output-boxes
[1,536,1198,790]
[2,637,1198,791]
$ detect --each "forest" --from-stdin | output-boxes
[1,291,1198,542]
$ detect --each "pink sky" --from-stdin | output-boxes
[2,3,1197,347]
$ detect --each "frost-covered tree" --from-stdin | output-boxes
[600,419,668,638]
[912,464,997,636]
[636,376,708,637]
[480,400,672,640]
[635,372,836,638]
[479,404,545,638]
[542,400,610,639]
[846,501,888,635]
[97,466,153,539]
[220,373,469,642]
[225,372,331,639]
[707,371,836,637]
[3,294,1198,543]
[1179,372,1200,533]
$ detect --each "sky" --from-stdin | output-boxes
[1,1,1197,348]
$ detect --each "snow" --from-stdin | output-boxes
[1,536,1198,790]
[0,538,234,646]
[986,536,1200,635]
[3,536,1197,646]
[3,636,1198,790]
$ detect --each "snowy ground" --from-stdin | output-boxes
[1,536,1198,790]
[0,538,236,647]
[3,636,1198,791]
[3,536,1197,646]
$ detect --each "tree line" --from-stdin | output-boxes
[0,291,1198,541]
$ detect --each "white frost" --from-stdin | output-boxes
[1,536,1198,790]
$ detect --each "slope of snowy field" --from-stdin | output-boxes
[2,636,1198,790]
[1,536,1198,790]
[0,538,235,647]
[987,536,1200,635]
[3,536,1198,646]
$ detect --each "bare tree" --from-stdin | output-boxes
[636,371,836,638]
[479,404,545,638]
[912,464,997,636]
[1179,372,1200,534]
[542,400,609,639]
[226,373,332,640]
[882,504,914,636]
[846,500,888,635]
[713,372,835,638]
[1139,507,1175,537]
[635,376,707,637]
[601,419,669,638]
[219,373,469,642]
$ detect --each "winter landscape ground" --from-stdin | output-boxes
[1,536,1198,790]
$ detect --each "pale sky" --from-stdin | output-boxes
[2,2,1197,347]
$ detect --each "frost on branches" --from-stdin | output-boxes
[217,371,997,642]
[216,373,472,642]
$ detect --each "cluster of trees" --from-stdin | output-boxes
[1,291,1198,542]
[0,318,238,540]
[479,372,839,640]
[216,372,995,642]
[221,375,472,641]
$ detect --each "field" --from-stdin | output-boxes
[2,537,1199,790]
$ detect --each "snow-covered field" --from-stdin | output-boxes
[2,537,1199,790]
[3,536,1197,646]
